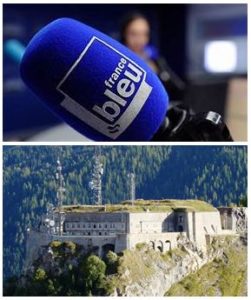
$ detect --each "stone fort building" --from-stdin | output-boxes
[25,199,244,268]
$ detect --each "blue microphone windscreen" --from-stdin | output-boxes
[20,18,169,141]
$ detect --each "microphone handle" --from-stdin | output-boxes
[152,104,233,141]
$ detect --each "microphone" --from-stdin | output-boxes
[20,18,169,141]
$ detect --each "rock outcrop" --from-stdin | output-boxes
[232,207,247,233]
[109,235,245,296]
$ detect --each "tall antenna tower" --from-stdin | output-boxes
[89,147,104,205]
[128,172,136,204]
[55,158,66,235]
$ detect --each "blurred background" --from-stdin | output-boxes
[3,3,247,141]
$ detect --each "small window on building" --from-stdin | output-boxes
[77,223,80,228]
[88,232,91,236]
[105,224,107,228]
[99,224,102,228]
[83,224,85,228]
[99,232,102,236]
[72,224,75,228]
[178,216,184,223]
[104,232,107,235]
[178,225,184,232]
[94,224,96,229]
[88,223,91,228]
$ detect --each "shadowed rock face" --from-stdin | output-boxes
[233,207,247,233]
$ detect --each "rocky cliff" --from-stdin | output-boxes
[107,234,246,296]
[4,232,247,296]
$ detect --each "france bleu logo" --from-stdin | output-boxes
[56,37,152,139]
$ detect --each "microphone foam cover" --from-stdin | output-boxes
[20,18,169,141]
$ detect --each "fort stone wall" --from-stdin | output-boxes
[128,212,170,234]
[127,211,188,234]
[25,207,230,268]
[126,232,182,252]
[190,211,222,249]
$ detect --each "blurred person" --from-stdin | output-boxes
[120,12,185,101]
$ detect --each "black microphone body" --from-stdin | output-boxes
[152,104,233,141]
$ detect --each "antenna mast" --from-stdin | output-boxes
[128,172,136,205]
[56,157,66,235]
[89,147,104,205]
